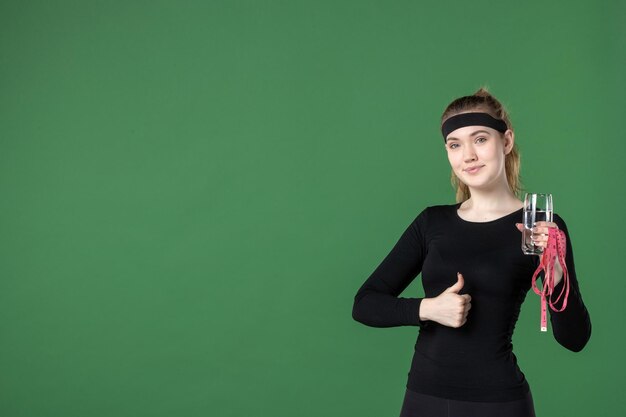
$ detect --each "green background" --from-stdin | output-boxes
[1,1,623,416]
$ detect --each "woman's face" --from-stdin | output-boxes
[444,125,514,192]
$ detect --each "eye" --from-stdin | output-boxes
[476,137,487,143]
[447,142,459,149]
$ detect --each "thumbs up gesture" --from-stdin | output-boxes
[419,272,472,328]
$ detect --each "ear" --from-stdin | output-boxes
[503,129,515,155]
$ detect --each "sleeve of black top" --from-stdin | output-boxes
[545,214,592,352]
[352,208,430,328]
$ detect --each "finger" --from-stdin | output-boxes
[515,223,524,232]
[534,223,559,233]
[536,221,558,228]
[445,272,464,293]
[534,221,556,227]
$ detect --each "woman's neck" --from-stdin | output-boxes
[460,187,522,212]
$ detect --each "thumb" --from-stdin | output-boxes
[445,272,464,293]
[515,223,524,233]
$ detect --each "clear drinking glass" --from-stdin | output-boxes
[522,193,553,255]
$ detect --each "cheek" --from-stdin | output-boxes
[446,151,458,167]
[449,153,464,170]
[479,145,499,161]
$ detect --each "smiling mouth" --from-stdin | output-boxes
[464,166,484,174]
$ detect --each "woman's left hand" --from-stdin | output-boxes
[515,221,559,250]
[515,221,564,285]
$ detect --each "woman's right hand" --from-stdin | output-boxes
[419,272,472,328]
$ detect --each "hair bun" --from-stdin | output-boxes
[473,86,491,98]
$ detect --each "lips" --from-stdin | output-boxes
[463,165,484,174]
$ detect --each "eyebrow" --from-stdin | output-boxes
[446,130,492,141]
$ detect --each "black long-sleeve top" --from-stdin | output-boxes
[352,203,591,402]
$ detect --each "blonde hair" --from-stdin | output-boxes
[441,87,523,203]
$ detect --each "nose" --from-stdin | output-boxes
[463,144,477,162]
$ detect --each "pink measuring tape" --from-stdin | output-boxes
[530,227,570,332]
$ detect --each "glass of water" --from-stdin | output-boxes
[522,193,553,255]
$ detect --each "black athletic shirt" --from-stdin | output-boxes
[352,203,592,402]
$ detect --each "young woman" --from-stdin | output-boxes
[352,88,591,417]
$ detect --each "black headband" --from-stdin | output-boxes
[441,112,508,142]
